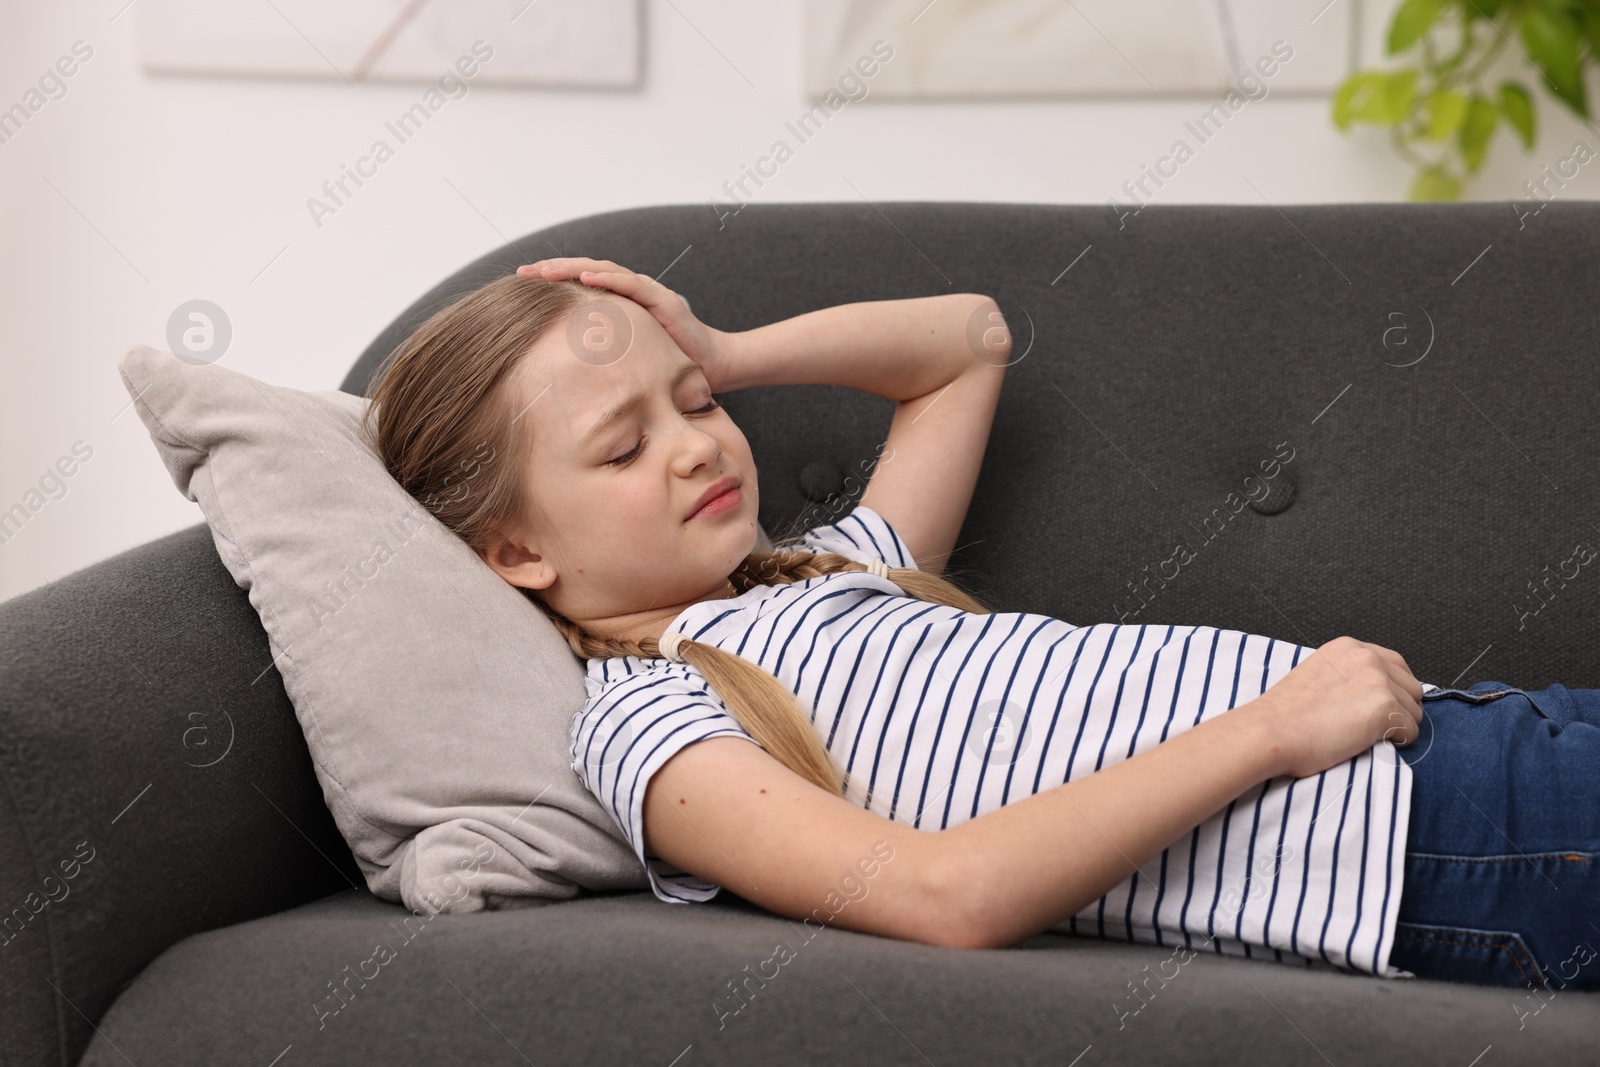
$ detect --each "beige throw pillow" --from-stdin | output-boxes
[117,344,772,913]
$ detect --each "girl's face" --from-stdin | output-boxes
[484,293,761,637]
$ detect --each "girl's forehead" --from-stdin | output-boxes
[523,298,662,393]
[514,337,668,452]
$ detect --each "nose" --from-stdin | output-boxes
[670,413,723,473]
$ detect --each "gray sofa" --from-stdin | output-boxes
[6,201,1598,1066]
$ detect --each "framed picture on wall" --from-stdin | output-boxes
[804,0,1364,100]
[138,0,643,88]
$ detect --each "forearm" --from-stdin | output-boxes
[928,695,1292,950]
[718,294,994,399]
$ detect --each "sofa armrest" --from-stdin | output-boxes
[0,523,361,1067]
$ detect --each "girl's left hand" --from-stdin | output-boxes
[516,258,738,392]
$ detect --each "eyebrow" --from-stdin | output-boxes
[580,361,707,447]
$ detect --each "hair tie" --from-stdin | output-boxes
[658,629,689,663]
[865,558,892,579]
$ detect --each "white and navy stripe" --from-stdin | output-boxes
[570,505,1415,978]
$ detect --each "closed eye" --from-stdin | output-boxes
[604,398,723,467]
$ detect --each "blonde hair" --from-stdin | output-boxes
[363,272,994,800]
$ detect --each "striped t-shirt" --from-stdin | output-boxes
[570,505,1419,979]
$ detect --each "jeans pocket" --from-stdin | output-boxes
[1390,921,1548,990]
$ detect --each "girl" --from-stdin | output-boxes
[364,258,1600,995]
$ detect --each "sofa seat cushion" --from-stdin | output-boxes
[80,889,1600,1066]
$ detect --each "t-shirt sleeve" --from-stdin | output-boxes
[795,504,919,571]
[569,663,758,903]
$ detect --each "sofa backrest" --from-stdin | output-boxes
[349,201,1600,690]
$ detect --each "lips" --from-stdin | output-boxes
[687,475,742,520]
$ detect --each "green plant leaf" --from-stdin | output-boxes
[1409,166,1463,201]
[1462,0,1508,21]
[1333,72,1365,130]
[1382,69,1421,121]
[1332,69,1420,129]
[1425,88,1469,140]
[1519,6,1589,118]
[1388,0,1446,54]
[1582,10,1600,61]
[1499,81,1536,149]
[1334,71,1385,129]
[1459,94,1499,173]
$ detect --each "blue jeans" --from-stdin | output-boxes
[1390,680,1600,993]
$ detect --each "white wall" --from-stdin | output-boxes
[2,0,1596,602]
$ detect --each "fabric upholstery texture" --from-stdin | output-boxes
[4,200,1597,1066]
[76,889,1600,1065]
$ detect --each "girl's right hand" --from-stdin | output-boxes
[1254,635,1425,779]
[516,257,738,391]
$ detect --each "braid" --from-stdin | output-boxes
[730,548,994,615]
[550,549,993,800]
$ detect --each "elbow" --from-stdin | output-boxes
[962,295,1012,371]
[933,921,1000,952]
[916,836,1002,951]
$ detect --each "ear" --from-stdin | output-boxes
[480,528,558,592]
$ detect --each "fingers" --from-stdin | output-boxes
[1325,637,1424,750]
[1367,643,1425,705]
[1362,644,1421,721]
[515,259,680,311]
[1383,669,1423,742]
[1326,637,1423,706]
[1323,638,1418,690]
[518,257,642,285]
[1389,676,1422,723]
[1377,691,1421,747]
[1366,642,1412,681]
[518,256,624,275]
